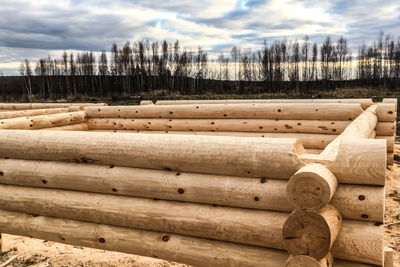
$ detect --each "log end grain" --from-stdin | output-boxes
[285,253,333,267]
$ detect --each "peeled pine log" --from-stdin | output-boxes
[0,131,305,179]
[332,220,383,265]
[285,253,333,267]
[283,205,342,259]
[39,123,89,131]
[286,164,338,210]
[387,152,394,165]
[0,108,69,120]
[0,209,289,267]
[154,99,374,109]
[0,184,288,249]
[384,247,394,267]
[0,112,87,130]
[0,103,107,110]
[0,158,384,222]
[87,118,350,134]
[301,139,387,186]
[376,103,396,122]
[89,130,337,149]
[83,103,364,121]
[382,98,398,112]
[375,121,396,136]
[377,136,394,152]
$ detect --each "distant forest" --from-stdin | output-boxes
[2,31,400,99]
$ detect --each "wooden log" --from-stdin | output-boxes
[0,112,87,130]
[382,98,398,112]
[0,108,69,120]
[87,118,349,134]
[331,220,383,265]
[0,131,305,179]
[0,209,289,267]
[83,103,364,121]
[0,184,288,249]
[375,121,396,136]
[377,136,394,152]
[0,185,384,264]
[285,253,333,267]
[155,99,374,109]
[39,123,89,131]
[301,139,387,186]
[88,130,337,149]
[283,205,342,259]
[286,164,338,210]
[387,152,394,165]
[0,158,384,222]
[376,103,396,122]
[0,103,107,110]
[384,247,394,267]
[334,260,376,267]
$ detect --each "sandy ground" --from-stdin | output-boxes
[0,146,399,267]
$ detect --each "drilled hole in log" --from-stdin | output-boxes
[388,111,393,114]
[297,123,301,126]
[176,172,181,176]
[316,187,320,191]
[315,109,319,111]
[110,165,115,168]
[259,126,263,129]
[30,124,33,127]
[41,180,47,184]
[332,129,337,132]
[254,197,259,201]
[358,195,366,201]
[196,106,199,109]
[112,188,118,192]
[178,188,185,194]
[98,109,101,111]
[169,111,173,114]
[361,214,369,219]
[260,177,267,183]
[247,171,251,174]
[162,235,170,242]
[277,109,281,112]
[60,237,66,241]
[375,222,383,226]
[99,238,106,243]
[261,135,265,137]
[224,114,227,117]
[211,122,215,125]
[0,171,3,176]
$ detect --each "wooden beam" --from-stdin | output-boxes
[0,108,69,120]
[0,158,385,222]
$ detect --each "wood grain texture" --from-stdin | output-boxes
[0,209,289,267]
[0,108,69,120]
[0,112,87,130]
[0,103,107,110]
[83,103,364,121]
[0,184,288,249]
[0,131,305,179]
[87,118,350,134]
[286,164,338,210]
[285,253,333,267]
[0,158,384,221]
[39,123,89,131]
[283,205,342,259]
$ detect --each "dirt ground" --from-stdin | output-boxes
[0,146,399,267]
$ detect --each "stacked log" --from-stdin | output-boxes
[0,98,394,266]
[0,103,107,110]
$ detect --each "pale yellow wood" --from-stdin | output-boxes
[155,99,374,109]
[0,131,305,179]
[384,247,394,267]
[39,123,89,131]
[0,158,384,222]
[0,108,69,120]
[382,98,398,112]
[332,220,383,265]
[0,209,289,267]
[0,112,87,130]
[283,205,342,259]
[286,164,338,210]
[87,118,350,134]
[285,253,333,267]
[375,121,396,136]
[0,184,288,249]
[376,103,396,122]
[88,130,337,149]
[377,136,394,152]
[83,103,364,121]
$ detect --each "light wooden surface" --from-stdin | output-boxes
[286,164,338,210]
[0,158,384,222]
[39,123,89,131]
[0,131,305,179]
[285,253,333,267]
[0,108,69,120]
[283,205,342,259]
[83,103,364,121]
[0,103,107,110]
[0,112,87,130]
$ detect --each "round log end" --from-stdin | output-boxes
[285,253,333,267]
[283,207,340,259]
[286,164,337,210]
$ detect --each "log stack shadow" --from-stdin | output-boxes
[0,98,396,266]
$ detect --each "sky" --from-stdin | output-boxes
[0,0,399,75]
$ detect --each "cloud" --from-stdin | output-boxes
[0,0,399,74]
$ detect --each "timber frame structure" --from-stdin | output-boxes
[0,98,396,266]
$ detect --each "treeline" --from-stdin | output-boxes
[9,32,400,98]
